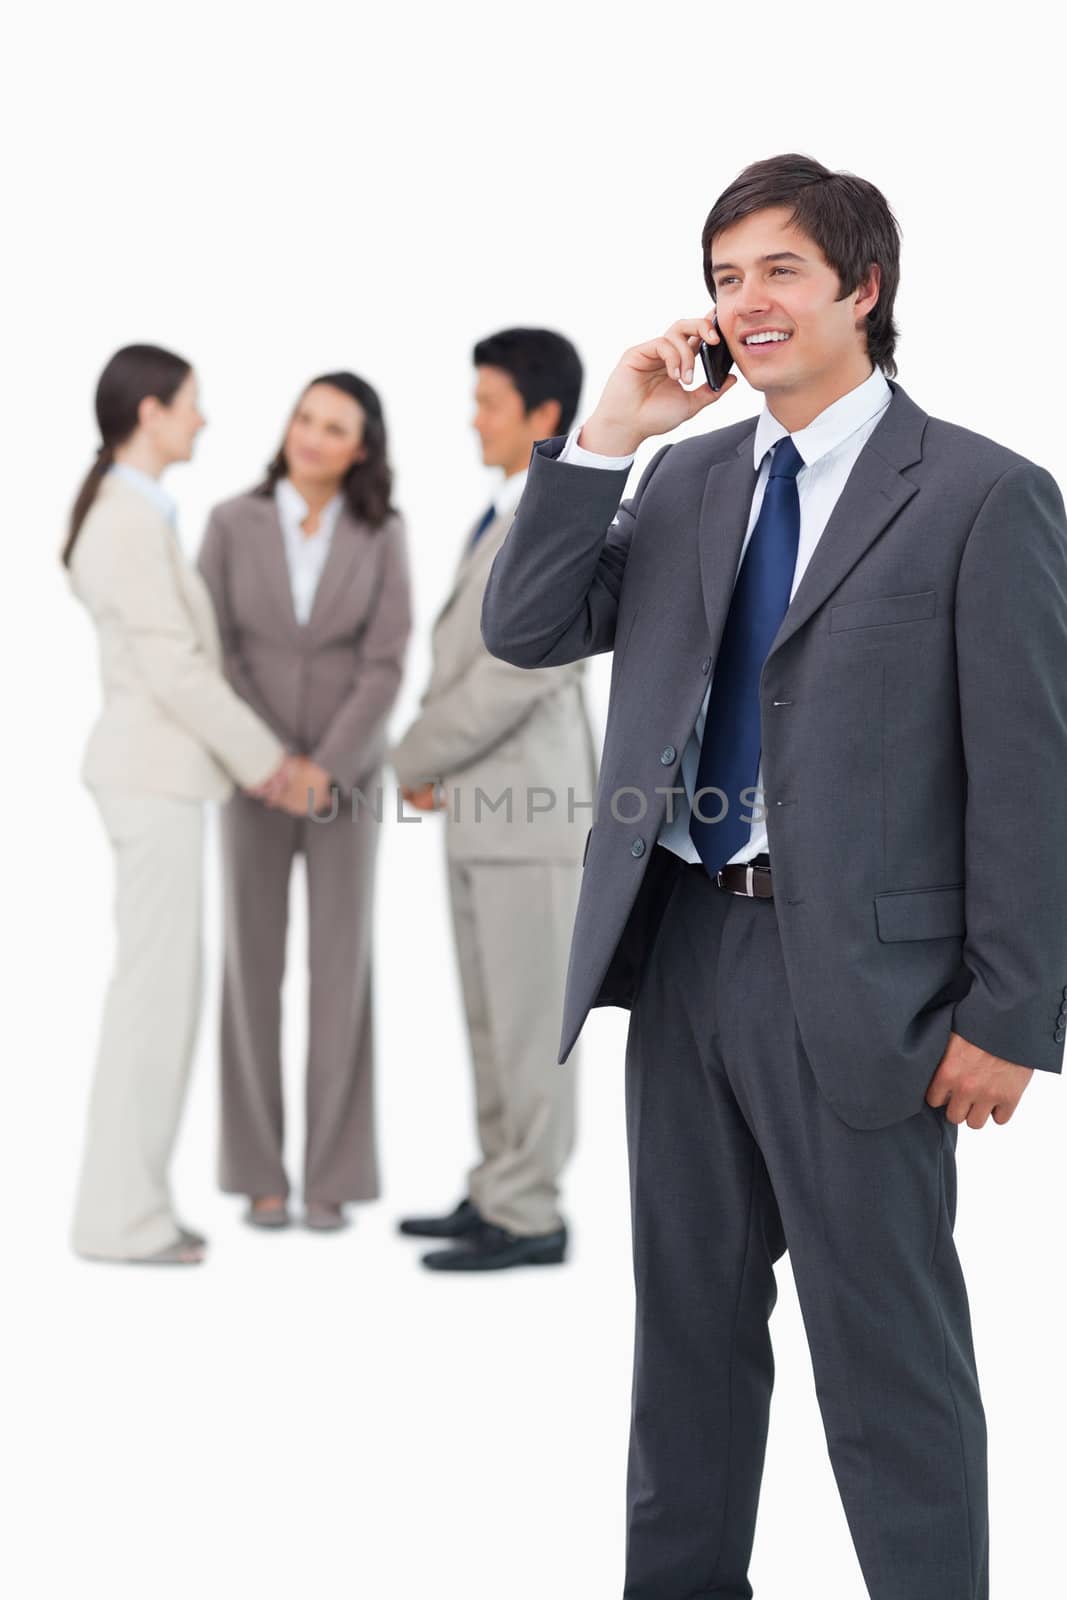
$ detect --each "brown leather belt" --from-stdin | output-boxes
[714,853,773,899]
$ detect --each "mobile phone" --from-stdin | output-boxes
[698,314,734,391]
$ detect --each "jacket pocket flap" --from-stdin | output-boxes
[874,884,965,942]
[830,590,937,631]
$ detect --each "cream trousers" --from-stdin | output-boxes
[72,788,204,1260]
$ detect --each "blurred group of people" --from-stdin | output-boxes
[64,328,594,1271]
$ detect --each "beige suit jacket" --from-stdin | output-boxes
[69,474,284,801]
[390,504,598,863]
[197,489,412,793]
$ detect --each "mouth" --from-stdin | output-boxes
[740,330,793,353]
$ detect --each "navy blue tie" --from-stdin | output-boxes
[468,503,497,551]
[689,434,804,876]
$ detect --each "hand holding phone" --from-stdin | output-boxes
[699,313,735,392]
[577,312,737,455]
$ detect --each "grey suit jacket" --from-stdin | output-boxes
[390,504,598,863]
[197,489,411,793]
[481,381,1067,1127]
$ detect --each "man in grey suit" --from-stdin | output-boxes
[481,153,1067,1598]
[391,328,597,1272]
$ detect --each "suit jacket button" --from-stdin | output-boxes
[700,656,712,674]
[631,838,646,858]
[660,746,676,765]
[1056,1028,1066,1043]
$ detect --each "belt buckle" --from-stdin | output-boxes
[715,865,756,897]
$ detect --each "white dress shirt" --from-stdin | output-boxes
[275,477,344,625]
[109,462,178,527]
[489,467,529,522]
[560,365,893,864]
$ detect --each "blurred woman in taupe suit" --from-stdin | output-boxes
[65,344,291,1265]
[198,372,411,1231]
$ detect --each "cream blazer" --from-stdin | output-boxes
[69,474,284,801]
[390,504,598,863]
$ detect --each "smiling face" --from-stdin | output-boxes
[284,382,367,491]
[708,205,880,423]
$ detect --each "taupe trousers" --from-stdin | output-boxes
[446,856,580,1236]
[72,790,204,1260]
[218,786,380,1205]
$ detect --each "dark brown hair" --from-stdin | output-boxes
[701,152,902,377]
[63,343,192,567]
[257,371,395,530]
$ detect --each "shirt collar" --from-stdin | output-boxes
[752,365,892,472]
[275,476,344,539]
[491,468,529,521]
[109,462,178,526]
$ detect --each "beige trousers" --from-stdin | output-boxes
[446,856,580,1236]
[72,788,204,1260]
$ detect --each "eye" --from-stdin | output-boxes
[770,267,795,276]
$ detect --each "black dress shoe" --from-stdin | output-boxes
[397,1197,483,1239]
[420,1221,568,1272]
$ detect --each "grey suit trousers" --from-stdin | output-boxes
[446,855,579,1236]
[624,852,987,1600]
[217,787,380,1204]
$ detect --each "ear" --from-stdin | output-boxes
[137,394,163,432]
[854,262,882,321]
[529,396,562,437]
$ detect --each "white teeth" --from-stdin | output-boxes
[744,331,791,345]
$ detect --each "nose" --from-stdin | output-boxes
[735,288,772,321]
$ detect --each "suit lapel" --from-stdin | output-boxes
[696,382,929,663]
[250,494,302,638]
[767,382,927,659]
[696,444,760,650]
[434,509,509,627]
[306,506,370,635]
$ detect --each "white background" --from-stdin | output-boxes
[4,3,1064,1596]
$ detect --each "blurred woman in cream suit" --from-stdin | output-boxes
[64,344,291,1265]
[198,372,411,1232]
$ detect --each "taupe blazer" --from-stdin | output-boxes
[69,474,284,801]
[197,489,411,792]
[391,504,598,863]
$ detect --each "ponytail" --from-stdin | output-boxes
[62,443,116,568]
[62,343,192,569]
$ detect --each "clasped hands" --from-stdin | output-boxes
[400,781,447,812]
[248,753,336,816]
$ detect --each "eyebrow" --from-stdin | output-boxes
[710,250,809,275]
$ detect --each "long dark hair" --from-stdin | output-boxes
[701,152,902,378]
[63,343,192,567]
[257,371,395,530]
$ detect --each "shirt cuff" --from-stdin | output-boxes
[558,425,636,470]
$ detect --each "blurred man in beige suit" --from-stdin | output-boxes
[392,329,596,1272]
